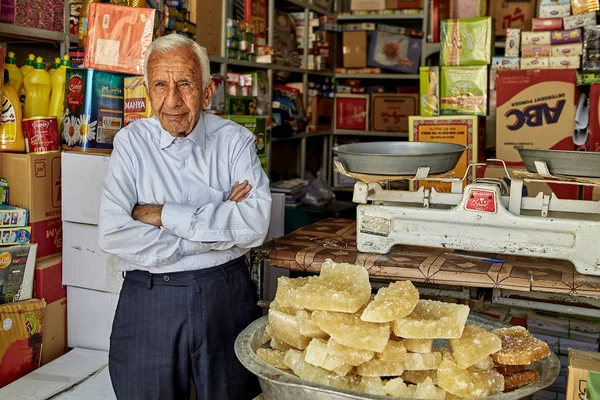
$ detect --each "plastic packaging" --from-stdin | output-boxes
[18,54,35,107]
[49,58,60,77]
[48,55,71,130]
[4,52,23,94]
[303,172,335,206]
[78,0,100,47]
[0,70,25,152]
[23,57,52,119]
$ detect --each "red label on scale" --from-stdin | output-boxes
[465,189,497,213]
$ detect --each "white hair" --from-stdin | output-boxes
[143,34,211,91]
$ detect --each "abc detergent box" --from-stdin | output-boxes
[496,69,577,165]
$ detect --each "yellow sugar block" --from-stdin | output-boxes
[405,338,434,353]
[361,281,419,323]
[393,300,470,339]
[270,298,300,316]
[262,324,272,345]
[415,377,447,400]
[327,338,375,366]
[377,339,407,361]
[450,325,502,369]
[437,353,505,398]
[268,309,311,350]
[296,310,329,339]
[358,377,388,395]
[356,359,405,377]
[312,310,390,353]
[275,260,371,313]
[402,370,439,385]
[385,378,416,397]
[401,352,443,371]
[256,348,288,369]
[470,356,495,372]
[304,338,353,376]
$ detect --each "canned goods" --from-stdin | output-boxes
[22,117,60,154]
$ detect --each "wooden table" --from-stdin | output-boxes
[250,218,600,303]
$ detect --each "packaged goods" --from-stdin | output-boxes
[440,17,492,66]
[570,0,599,15]
[552,43,583,56]
[370,93,419,132]
[532,18,563,31]
[491,57,520,70]
[419,66,439,117]
[22,57,51,119]
[522,44,552,57]
[490,0,536,36]
[48,55,71,131]
[0,244,37,303]
[334,94,369,131]
[440,66,488,116]
[4,52,23,94]
[521,31,551,45]
[22,117,60,154]
[505,29,521,57]
[521,57,550,69]
[123,76,154,126]
[538,0,571,18]
[563,12,596,30]
[550,56,582,69]
[367,30,422,74]
[0,70,24,153]
[551,28,583,44]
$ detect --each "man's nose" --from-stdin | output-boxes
[164,85,183,108]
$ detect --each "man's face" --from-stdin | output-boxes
[146,46,215,136]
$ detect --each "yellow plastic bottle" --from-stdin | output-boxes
[23,57,52,119]
[19,54,36,108]
[0,70,25,152]
[4,52,23,94]
[49,55,71,129]
[49,58,60,77]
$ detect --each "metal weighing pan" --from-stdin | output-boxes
[236,315,560,400]
[518,148,600,178]
[333,142,467,176]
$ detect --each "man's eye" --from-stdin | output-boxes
[179,82,190,87]
[155,82,165,87]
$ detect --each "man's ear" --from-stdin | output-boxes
[203,80,216,109]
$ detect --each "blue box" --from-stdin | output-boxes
[367,30,422,74]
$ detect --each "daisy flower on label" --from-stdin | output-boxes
[78,114,98,143]
[63,115,80,147]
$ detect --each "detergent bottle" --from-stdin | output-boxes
[23,57,52,118]
[49,55,71,129]
[0,70,25,152]
[50,58,60,77]
[19,54,36,108]
[4,52,23,94]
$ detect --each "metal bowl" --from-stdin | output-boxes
[518,148,600,178]
[235,315,561,400]
[333,142,467,176]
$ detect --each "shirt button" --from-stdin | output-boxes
[184,160,189,166]
[163,275,170,282]
[188,197,192,202]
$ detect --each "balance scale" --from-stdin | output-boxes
[334,159,600,276]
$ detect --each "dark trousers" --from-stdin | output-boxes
[109,257,262,400]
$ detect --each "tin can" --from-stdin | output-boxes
[22,117,60,154]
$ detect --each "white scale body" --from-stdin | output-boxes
[340,160,600,276]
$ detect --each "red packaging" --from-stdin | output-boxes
[587,83,600,153]
[34,255,66,305]
[532,18,563,31]
[432,0,451,42]
[22,117,60,154]
[30,217,62,258]
[334,94,369,131]
[84,3,155,75]
[244,0,267,44]
[386,0,423,8]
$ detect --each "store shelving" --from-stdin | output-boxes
[0,23,67,42]
[423,40,506,59]
[283,0,335,16]
[336,73,419,79]
[337,13,424,21]
[333,130,409,138]
[271,131,333,142]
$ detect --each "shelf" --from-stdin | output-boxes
[337,13,424,21]
[282,0,335,16]
[336,73,419,80]
[333,130,408,138]
[209,55,335,76]
[496,41,506,48]
[0,23,67,42]
[423,41,506,58]
[271,131,332,142]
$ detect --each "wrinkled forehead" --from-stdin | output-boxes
[147,48,202,81]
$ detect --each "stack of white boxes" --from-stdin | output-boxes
[62,152,121,352]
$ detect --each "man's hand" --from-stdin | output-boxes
[228,180,252,202]
[132,204,163,227]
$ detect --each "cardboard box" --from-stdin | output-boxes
[551,29,583,45]
[490,0,536,36]
[538,0,571,18]
[0,299,45,387]
[440,66,488,116]
[521,57,550,69]
[440,17,492,66]
[0,206,28,228]
[522,44,552,57]
[1,153,61,223]
[505,28,521,57]
[334,94,370,132]
[532,18,563,31]
[34,255,66,305]
[61,152,110,225]
[563,12,597,30]
[567,350,600,400]
[420,66,440,117]
[0,244,37,304]
[196,0,223,57]
[371,93,418,132]
[41,297,67,365]
[343,31,368,69]
[550,56,582,69]
[449,0,487,19]
[30,217,62,259]
[522,31,552,45]
[67,286,119,352]
[351,0,385,10]
[62,69,125,153]
[368,30,422,74]
[123,76,154,126]
[63,222,123,294]
[84,3,155,75]
[410,116,484,192]
[491,57,521,70]
[552,43,583,56]
[496,69,577,164]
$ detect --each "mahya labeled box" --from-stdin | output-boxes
[123,76,154,127]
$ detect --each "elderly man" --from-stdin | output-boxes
[98,34,271,400]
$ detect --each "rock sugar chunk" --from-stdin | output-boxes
[356,359,405,377]
[284,350,360,392]
[450,325,502,369]
[304,338,353,376]
[296,310,329,339]
[268,309,311,350]
[470,356,495,372]
[361,281,419,323]
[377,339,407,361]
[312,310,390,353]
[402,370,439,385]
[415,377,447,400]
[270,335,293,351]
[385,378,416,398]
[262,324,272,344]
[503,370,540,391]
[256,348,289,369]
[491,326,551,365]
[327,337,375,366]
[401,352,443,371]
[358,377,388,396]
[404,338,434,354]
[270,298,300,315]
[393,300,470,339]
[437,353,505,398]
[275,260,371,313]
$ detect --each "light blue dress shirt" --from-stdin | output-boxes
[98,112,272,273]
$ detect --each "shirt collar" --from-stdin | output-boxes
[159,113,206,149]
